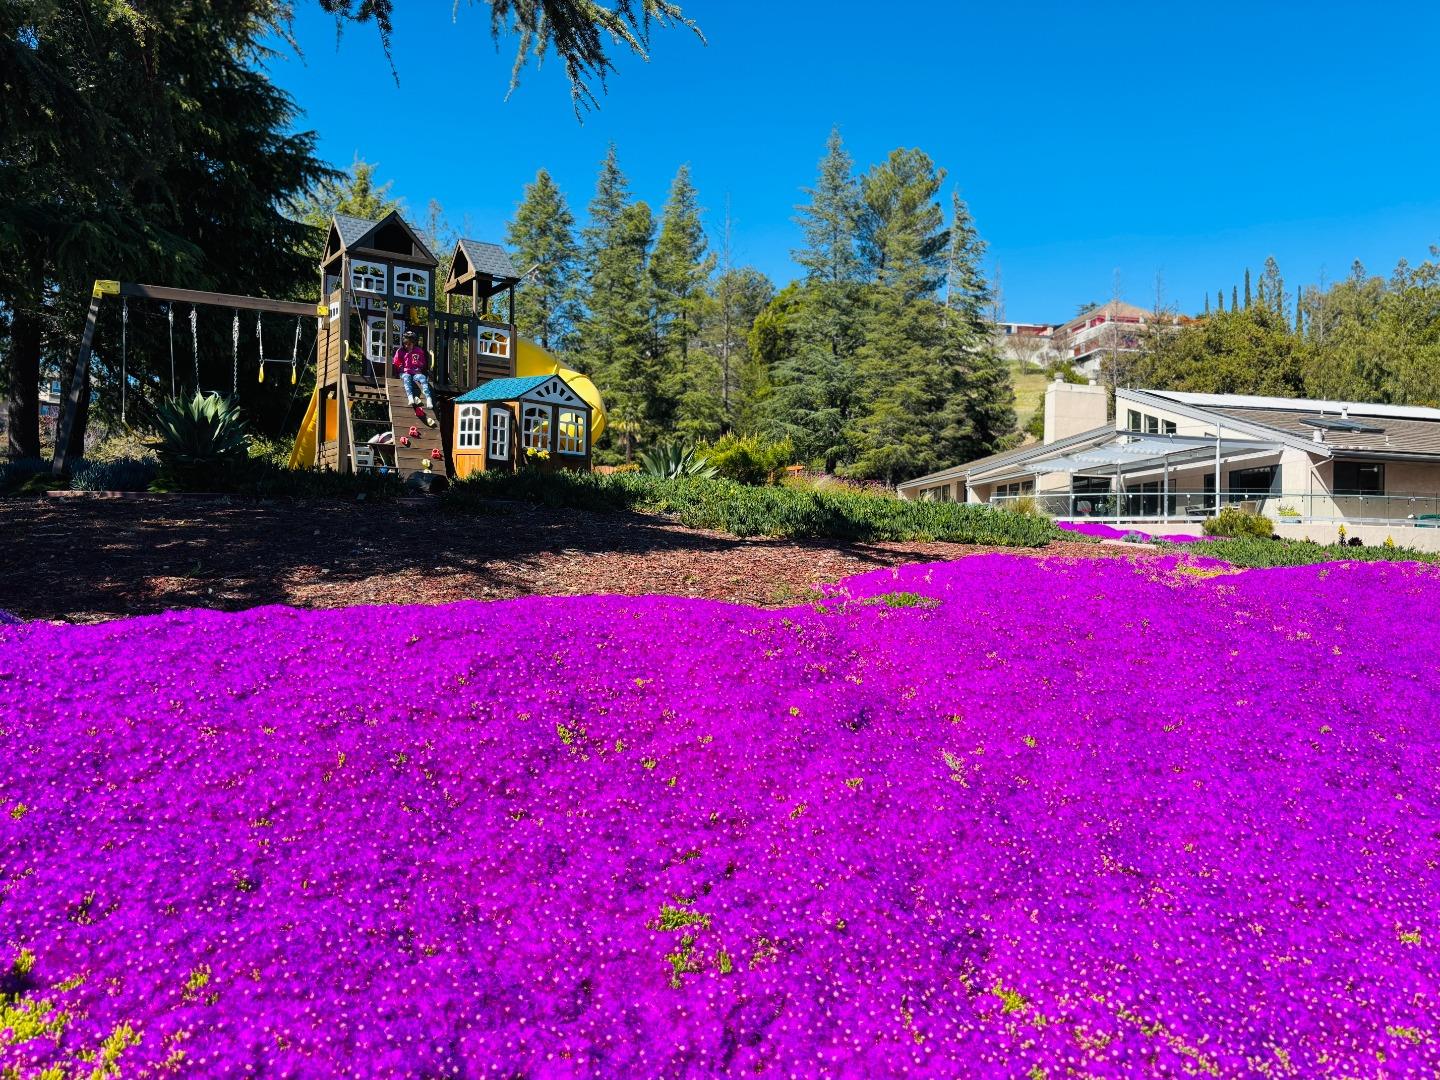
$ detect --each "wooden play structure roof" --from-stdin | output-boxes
[446,239,520,297]
[324,210,438,268]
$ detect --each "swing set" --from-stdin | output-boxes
[55,280,323,473]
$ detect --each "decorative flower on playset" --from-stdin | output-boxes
[3,555,1439,1076]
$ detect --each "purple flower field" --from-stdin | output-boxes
[1058,521,1207,544]
[3,555,1440,1076]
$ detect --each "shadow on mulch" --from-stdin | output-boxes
[0,497,1130,623]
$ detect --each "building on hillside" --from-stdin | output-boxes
[897,379,1440,549]
[992,321,1058,368]
[1053,301,1161,378]
[0,379,64,445]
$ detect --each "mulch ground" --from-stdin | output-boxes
[0,496,1147,624]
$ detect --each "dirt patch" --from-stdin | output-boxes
[0,497,1143,623]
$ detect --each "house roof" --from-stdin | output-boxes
[1208,405,1440,458]
[333,213,379,250]
[896,426,1114,491]
[455,375,552,403]
[456,239,519,280]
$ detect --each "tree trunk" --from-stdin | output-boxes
[5,306,42,460]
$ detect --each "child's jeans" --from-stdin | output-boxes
[401,372,433,406]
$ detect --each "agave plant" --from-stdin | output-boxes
[637,442,718,480]
[149,392,251,487]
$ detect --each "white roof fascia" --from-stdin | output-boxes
[1118,388,1332,457]
[1146,389,1440,422]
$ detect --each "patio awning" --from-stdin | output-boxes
[1026,434,1281,476]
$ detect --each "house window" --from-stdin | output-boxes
[456,405,485,450]
[1127,409,1143,432]
[394,269,429,301]
[521,404,551,450]
[351,261,388,295]
[1334,460,1384,496]
[1144,414,1160,434]
[1071,476,1112,517]
[994,481,1033,498]
[477,325,511,358]
[1228,465,1278,494]
[557,409,587,455]
[487,408,511,459]
[1162,420,1177,435]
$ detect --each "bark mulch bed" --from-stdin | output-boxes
[0,496,1147,624]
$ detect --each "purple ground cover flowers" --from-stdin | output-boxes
[1058,521,1206,544]
[3,555,1440,1075]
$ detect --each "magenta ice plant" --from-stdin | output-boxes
[2,554,1440,1075]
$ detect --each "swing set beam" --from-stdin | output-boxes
[52,280,327,476]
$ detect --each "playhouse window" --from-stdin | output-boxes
[486,408,510,459]
[557,410,587,455]
[456,405,485,450]
[522,404,551,450]
[394,269,429,301]
[366,317,405,364]
[351,261,388,294]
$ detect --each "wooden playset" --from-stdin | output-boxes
[54,209,605,487]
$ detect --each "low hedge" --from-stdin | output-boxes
[444,471,1059,546]
[1202,507,1275,539]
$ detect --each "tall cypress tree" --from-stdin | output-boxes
[1260,256,1284,318]
[1232,285,1239,312]
[1204,293,1210,315]
[1244,268,1252,309]
[1217,290,1224,313]
[507,169,581,352]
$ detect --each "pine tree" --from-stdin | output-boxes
[1244,268,1252,309]
[651,164,715,437]
[1295,285,1305,334]
[1204,293,1210,315]
[766,129,864,472]
[1232,285,1239,312]
[1217,290,1224,313]
[507,169,582,352]
[586,201,655,459]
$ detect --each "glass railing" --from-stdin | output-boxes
[986,492,1440,526]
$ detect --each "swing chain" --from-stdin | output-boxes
[190,305,199,388]
[167,304,176,396]
[231,309,239,396]
[291,316,302,385]
[120,296,129,424]
[257,311,265,384]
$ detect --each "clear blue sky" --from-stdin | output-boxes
[263,1,1440,323]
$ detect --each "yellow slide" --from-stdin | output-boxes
[515,338,608,438]
[287,385,321,470]
[286,338,607,468]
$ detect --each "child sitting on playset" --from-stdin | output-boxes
[393,329,435,416]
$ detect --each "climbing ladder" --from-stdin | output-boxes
[381,376,448,487]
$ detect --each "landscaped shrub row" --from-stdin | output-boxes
[445,470,1060,546]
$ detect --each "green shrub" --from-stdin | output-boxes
[0,457,50,495]
[71,458,159,492]
[701,435,793,485]
[444,471,1059,547]
[638,442,718,480]
[1202,507,1274,539]
[1177,535,1440,568]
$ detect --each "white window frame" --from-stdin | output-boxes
[457,404,485,451]
[487,407,511,459]
[557,409,587,455]
[365,317,405,364]
[351,260,388,295]
[521,404,551,451]
[477,325,512,358]
[394,268,429,301]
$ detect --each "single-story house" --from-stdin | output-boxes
[897,380,1440,549]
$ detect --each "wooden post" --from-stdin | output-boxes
[52,282,111,476]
